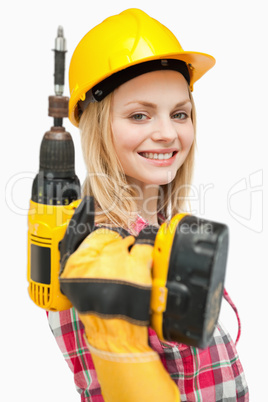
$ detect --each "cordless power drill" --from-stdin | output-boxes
[27,28,228,348]
[27,27,81,311]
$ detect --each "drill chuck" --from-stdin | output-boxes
[31,126,80,206]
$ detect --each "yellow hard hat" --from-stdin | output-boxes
[69,8,215,127]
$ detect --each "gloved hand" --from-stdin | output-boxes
[60,226,180,402]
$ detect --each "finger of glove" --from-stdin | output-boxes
[59,196,95,274]
[129,227,155,285]
[129,243,153,285]
[66,236,135,281]
[60,196,94,254]
[60,229,124,279]
[102,235,135,256]
[78,228,123,254]
[130,225,156,263]
[99,235,152,286]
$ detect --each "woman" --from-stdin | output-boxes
[48,8,249,401]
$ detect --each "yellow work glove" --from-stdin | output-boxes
[60,227,180,402]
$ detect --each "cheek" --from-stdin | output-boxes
[112,121,141,154]
[111,122,126,155]
[180,125,195,152]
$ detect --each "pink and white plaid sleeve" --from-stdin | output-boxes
[148,322,249,401]
[47,308,104,401]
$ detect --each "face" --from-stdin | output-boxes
[111,70,194,187]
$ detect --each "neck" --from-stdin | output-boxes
[127,178,160,226]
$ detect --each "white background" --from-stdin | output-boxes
[1,0,267,400]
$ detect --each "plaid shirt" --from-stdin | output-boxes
[47,217,249,401]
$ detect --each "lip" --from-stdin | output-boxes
[138,148,178,154]
[137,149,179,167]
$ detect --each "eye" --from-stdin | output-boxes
[172,112,188,120]
[130,113,147,121]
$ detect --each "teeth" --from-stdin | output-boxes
[141,152,174,160]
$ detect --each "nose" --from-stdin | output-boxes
[151,117,178,144]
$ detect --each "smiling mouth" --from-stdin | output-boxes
[138,151,177,160]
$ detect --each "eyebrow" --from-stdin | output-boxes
[125,99,192,108]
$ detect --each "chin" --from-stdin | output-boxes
[126,170,177,188]
[142,174,176,186]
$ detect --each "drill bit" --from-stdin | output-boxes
[54,26,67,96]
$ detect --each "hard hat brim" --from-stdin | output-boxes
[69,51,215,127]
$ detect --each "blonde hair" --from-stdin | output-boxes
[79,90,196,229]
